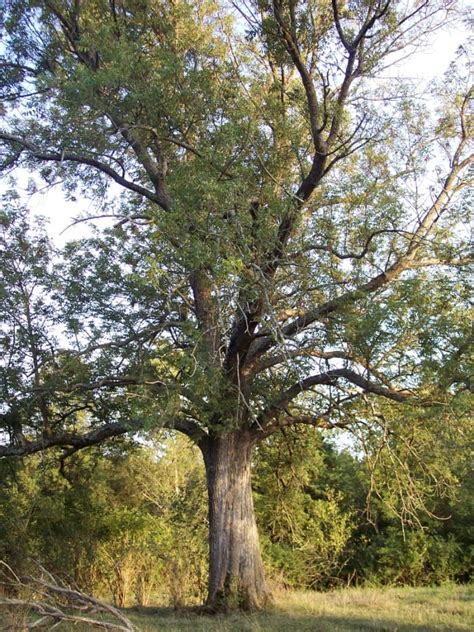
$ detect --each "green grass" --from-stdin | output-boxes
[126,585,473,632]
[3,585,472,631]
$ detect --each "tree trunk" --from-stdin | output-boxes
[202,430,270,612]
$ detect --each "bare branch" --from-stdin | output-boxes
[0,562,136,631]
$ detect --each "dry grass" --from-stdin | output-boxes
[2,584,472,631]
[128,584,473,632]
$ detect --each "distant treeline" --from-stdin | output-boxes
[1,428,472,608]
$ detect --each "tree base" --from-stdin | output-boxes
[202,587,271,614]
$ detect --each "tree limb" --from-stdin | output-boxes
[258,367,410,432]
[248,143,473,361]
[0,422,133,458]
[0,132,169,210]
[190,269,221,367]
[165,418,209,446]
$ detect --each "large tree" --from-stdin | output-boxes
[0,0,472,611]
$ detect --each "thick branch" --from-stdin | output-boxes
[253,413,351,440]
[165,418,209,446]
[0,414,207,457]
[246,349,392,388]
[190,269,220,367]
[246,348,351,376]
[0,422,132,458]
[109,119,171,210]
[331,0,352,52]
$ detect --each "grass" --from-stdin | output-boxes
[3,584,472,631]
[126,585,473,632]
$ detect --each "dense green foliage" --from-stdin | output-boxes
[0,436,208,607]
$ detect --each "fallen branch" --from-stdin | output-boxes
[0,561,137,631]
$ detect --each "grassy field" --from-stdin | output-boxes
[126,585,473,631]
[2,585,472,631]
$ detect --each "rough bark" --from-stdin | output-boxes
[201,430,270,612]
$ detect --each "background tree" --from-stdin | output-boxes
[0,0,472,611]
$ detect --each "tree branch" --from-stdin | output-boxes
[248,143,473,361]
[108,118,171,210]
[0,413,208,458]
[0,132,170,210]
[331,0,352,52]
[165,418,209,446]
[0,562,136,631]
[0,422,133,458]
[253,413,352,440]
[246,348,349,375]
[257,368,410,433]
[190,269,221,367]
[223,1,401,371]
[291,229,413,261]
